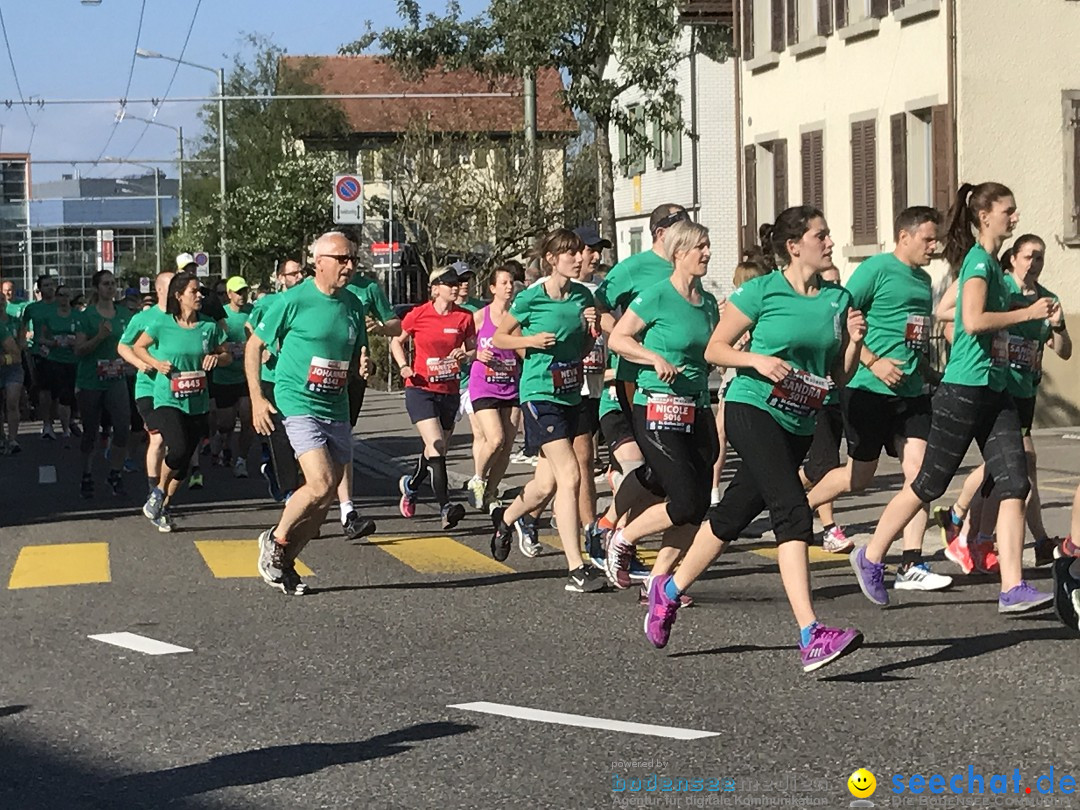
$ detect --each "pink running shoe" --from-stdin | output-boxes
[644,575,681,648]
[944,534,975,575]
[822,525,854,554]
[970,538,1000,574]
[398,475,417,519]
[800,624,863,673]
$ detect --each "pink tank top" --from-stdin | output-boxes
[468,306,520,401]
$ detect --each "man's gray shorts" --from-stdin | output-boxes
[283,415,353,466]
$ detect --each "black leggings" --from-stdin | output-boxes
[632,403,718,526]
[155,407,210,481]
[261,381,301,494]
[709,402,814,544]
[77,380,130,454]
[911,383,1029,502]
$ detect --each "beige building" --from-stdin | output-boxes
[737,0,1080,425]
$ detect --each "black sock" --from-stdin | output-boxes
[901,550,922,569]
[408,455,429,490]
[823,523,836,533]
[428,455,449,506]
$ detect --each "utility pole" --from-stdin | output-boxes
[217,67,228,277]
[523,70,538,218]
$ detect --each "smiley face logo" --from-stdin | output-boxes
[848,769,876,799]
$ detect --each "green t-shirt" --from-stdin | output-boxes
[5,301,25,329]
[846,253,933,398]
[723,272,852,436]
[143,315,227,415]
[509,280,595,406]
[942,245,1010,391]
[40,308,80,365]
[346,273,396,341]
[23,300,57,354]
[596,250,673,382]
[254,281,368,421]
[628,280,719,410]
[0,318,17,365]
[458,297,486,313]
[213,303,253,386]
[74,305,132,391]
[120,307,172,400]
[1002,274,1054,399]
[247,294,282,384]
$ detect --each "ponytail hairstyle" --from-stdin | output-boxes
[758,205,825,270]
[942,181,1013,272]
[535,227,586,276]
[999,233,1045,273]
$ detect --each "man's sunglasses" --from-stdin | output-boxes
[653,210,690,232]
[318,254,357,264]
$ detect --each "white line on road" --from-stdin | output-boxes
[447,701,718,740]
[38,465,56,484]
[88,632,192,656]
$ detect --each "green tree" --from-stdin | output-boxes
[343,1,732,262]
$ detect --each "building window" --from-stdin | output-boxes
[834,0,848,28]
[771,0,786,51]
[742,0,755,58]
[744,139,788,245]
[629,227,643,255]
[618,105,648,178]
[891,0,905,9]
[653,118,683,171]
[851,118,878,245]
[786,0,799,46]
[801,129,824,211]
[1066,93,1080,243]
[744,144,758,247]
[817,0,833,35]
[889,105,952,224]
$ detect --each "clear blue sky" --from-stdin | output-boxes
[0,0,486,182]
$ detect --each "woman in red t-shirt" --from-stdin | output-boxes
[390,267,477,529]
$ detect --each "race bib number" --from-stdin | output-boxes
[582,337,606,374]
[170,370,207,399]
[307,356,349,394]
[1007,335,1038,372]
[55,334,76,349]
[550,360,581,395]
[96,358,125,381]
[228,341,245,362]
[426,356,460,383]
[991,332,1010,367]
[904,314,930,351]
[766,370,829,418]
[645,394,695,433]
[484,356,517,384]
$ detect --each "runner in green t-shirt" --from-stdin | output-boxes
[855,182,1056,616]
[644,205,867,673]
[487,227,605,594]
[36,286,81,439]
[804,209,951,594]
[210,276,255,479]
[0,287,24,454]
[74,271,133,499]
[118,270,176,497]
[132,272,230,532]
[604,220,720,592]
[248,233,370,595]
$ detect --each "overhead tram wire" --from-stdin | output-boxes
[0,2,37,150]
[91,0,148,165]
[4,92,516,106]
[118,0,203,165]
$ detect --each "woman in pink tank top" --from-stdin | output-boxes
[466,266,521,512]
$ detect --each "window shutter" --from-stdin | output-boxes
[890,112,908,226]
[744,144,758,248]
[653,119,664,169]
[818,0,833,35]
[771,0,785,51]
[786,0,798,45]
[773,139,788,214]
[633,106,647,176]
[812,131,824,210]
[801,133,813,209]
[1072,100,1080,236]
[743,0,755,59]
[870,0,889,18]
[930,104,952,214]
[834,0,847,28]
[851,120,878,245]
[618,121,628,178]
[890,0,905,9]
[801,130,824,210]
[670,127,683,168]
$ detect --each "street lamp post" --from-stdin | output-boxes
[121,113,185,230]
[136,48,227,275]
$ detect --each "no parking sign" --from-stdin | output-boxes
[333,174,364,225]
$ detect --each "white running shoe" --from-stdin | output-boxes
[822,525,854,554]
[466,475,486,510]
[894,562,953,591]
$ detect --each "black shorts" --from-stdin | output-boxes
[576,396,600,438]
[1015,395,1036,436]
[405,387,459,431]
[471,396,517,411]
[522,400,580,456]
[632,403,718,526]
[802,402,844,484]
[348,375,367,427]
[599,407,636,456]
[127,376,143,434]
[135,395,160,433]
[842,388,932,462]
[211,380,248,410]
[37,358,77,407]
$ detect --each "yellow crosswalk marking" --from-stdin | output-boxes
[371,535,512,574]
[9,543,111,589]
[194,540,313,579]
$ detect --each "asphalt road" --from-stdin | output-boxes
[2,396,1079,809]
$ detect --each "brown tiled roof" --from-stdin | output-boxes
[280,55,578,137]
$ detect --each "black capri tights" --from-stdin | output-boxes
[911,383,1029,503]
[709,402,814,544]
[155,407,210,481]
[77,380,130,455]
[632,403,718,526]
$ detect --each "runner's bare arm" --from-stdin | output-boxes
[607,309,676,381]
[831,309,867,386]
[132,331,171,375]
[389,331,412,377]
[961,278,1053,334]
[118,340,153,373]
[492,312,553,351]
[201,343,231,371]
[704,301,789,382]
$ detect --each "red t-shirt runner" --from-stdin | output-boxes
[401,302,476,394]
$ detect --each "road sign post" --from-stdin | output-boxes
[333,174,364,225]
[193,251,210,278]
